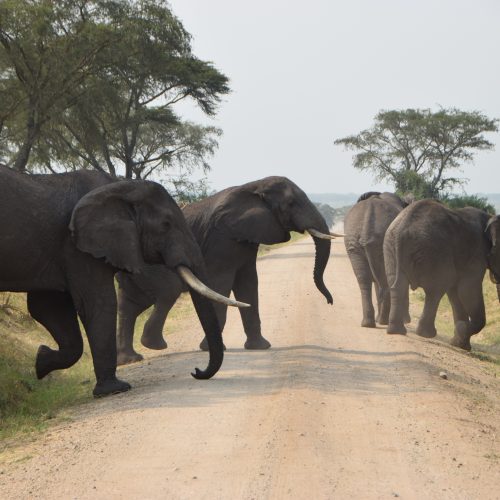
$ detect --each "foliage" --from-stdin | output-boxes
[443,194,496,214]
[0,0,229,181]
[314,202,335,228]
[335,108,498,199]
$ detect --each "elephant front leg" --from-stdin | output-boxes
[27,291,83,379]
[233,261,270,350]
[71,268,131,397]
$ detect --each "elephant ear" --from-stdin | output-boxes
[69,184,144,273]
[216,191,289,245]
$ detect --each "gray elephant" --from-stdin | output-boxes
[116,176,335,365]
[344,192,408,327]
[0,166,241,396]
[384,199,499,350]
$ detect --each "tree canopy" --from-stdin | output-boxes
[335,108,498,199]
[0,0,229,189]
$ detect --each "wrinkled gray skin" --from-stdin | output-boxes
[0,166,224,396]
[344,192,409,327]
[384,199,500,350]
[116,176,333,365]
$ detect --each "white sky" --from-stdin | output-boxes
[169,0,500,194]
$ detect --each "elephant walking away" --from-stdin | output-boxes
[344,192,408,327]
[384,199,498,350]
[0,166,243,396]
[116,176,336,365]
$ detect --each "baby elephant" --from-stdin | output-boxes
[384,199,499,350]
[116,176,335,365]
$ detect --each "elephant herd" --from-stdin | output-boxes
[2,166,497,399]
[0,167,335,397]
[344,191,500,352]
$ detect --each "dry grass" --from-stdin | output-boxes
[409,277,500,366]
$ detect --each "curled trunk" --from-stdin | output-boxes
[312,236,333,304]
[189,290,224,379]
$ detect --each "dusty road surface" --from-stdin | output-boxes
[1,238,499,499]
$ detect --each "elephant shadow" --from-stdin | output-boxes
[74,343,452,419]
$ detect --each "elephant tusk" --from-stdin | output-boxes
[330,231,345,237]
[176,266,250,308]
[307,228,336,240]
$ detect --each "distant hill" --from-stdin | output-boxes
[307,193,359,208]
[308,192,500,213]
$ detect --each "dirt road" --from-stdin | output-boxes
[1,238,499,499]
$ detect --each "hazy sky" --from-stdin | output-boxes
[169,0,500,194]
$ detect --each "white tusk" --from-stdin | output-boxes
[307,228,336,240]
[330,231,345,237]
[177,266,250,308]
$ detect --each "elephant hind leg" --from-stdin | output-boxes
[415,288,444,338]
[233,259,270,350]
[347,248,376,328]
[141,288,180,351]
[450,280,485,350]
[27,291,83,379]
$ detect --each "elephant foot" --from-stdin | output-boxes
[450,321,471,351]
[244,336,271,350]
[35,345,55,379]
[361,318,377,328]
[386,323,407,335]
[199,337,226,352]
[93,378,131,398]
[117,350,144,366]
[416,323,437,338]
[141,333,168,351]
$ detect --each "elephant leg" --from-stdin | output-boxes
[386,275,409,335]
[141,288,180,350]
[116,288,151,366]
[232,260,270,350]
[71,267,131,397]
[199,269,234,351]
[365,244,391,325]
[347,248,376,328]
[450,280,485,351]
[27,291,83,379]
[415,289,444,338]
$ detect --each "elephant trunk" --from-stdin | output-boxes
[312,236,333,304]
[188,289,224,379]
[496,284,500,303]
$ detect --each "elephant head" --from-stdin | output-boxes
[215,176,334,304]
[486,215,500,301]
[69,180,245,379]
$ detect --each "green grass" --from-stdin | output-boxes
[258,231,307,256]
[0,290,194,448]
[409,277,500,367]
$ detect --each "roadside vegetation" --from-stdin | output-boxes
[410,279,500,370]
[0,290,193,446]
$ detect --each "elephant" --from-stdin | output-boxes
[384,199,499,350]
[116,176,336,365]
[0,165,243,396]
[344,192,408,327]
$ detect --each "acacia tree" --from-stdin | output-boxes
[34,0,229,182]
[0,0,229,191]
[0,0,115,171]
[335,108,498,198]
